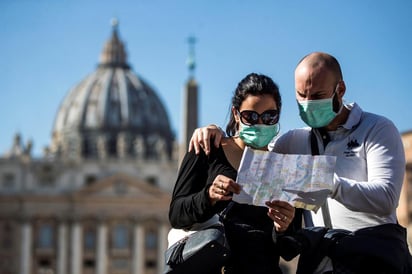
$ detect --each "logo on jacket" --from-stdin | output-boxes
[344,137,360,157]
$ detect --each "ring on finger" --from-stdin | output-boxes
[283,215,287,221]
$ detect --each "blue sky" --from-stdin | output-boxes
[1,0,411,156]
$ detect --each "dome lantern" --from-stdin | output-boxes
[99,18,129,69]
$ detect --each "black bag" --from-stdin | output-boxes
[291,223,412,274]
[330,223,412,273]
[164,225,231,274]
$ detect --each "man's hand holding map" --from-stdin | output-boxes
[234,147,337,212]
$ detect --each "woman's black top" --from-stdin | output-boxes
[169,145,286,274]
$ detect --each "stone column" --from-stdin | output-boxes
[19,221,32,274]
[117,132,129,159]
[132,223,145,274]
[96,221,108,274]
[134,136,144,160]
[71,221,82,274]
[57,222,68,274]
[97,135,108,160]
[157,223,169,274]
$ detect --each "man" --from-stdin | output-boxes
[189,52,408,272]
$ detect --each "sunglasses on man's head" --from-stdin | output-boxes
[237,109,279,125]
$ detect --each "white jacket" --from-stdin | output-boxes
[271,103,405,231]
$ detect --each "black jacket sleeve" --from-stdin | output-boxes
[169,149,219,229]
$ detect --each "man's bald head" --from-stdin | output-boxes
[296,52,343,83]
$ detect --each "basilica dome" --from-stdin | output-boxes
[51,21,175,160]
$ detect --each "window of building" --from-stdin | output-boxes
[38,259,51,267]
[112,224,129,249]
[145,229,157,250]
[145,176,157,187]
[83,258,95,268]
[38,165,54,187]
[83,228,96,250]
[145,260,156,269]
[2,173,15,189]
[37,224,54,249]
[85,175,97,186]
[37,258,53,274]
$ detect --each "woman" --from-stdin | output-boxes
[169,73,297,274]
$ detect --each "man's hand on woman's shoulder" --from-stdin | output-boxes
[188,124,224,155]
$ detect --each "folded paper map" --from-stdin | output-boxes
[233,147,337,212]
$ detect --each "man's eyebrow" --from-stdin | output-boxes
[296,89,308,97]
[297,89,329,98]
[314,89,330,96]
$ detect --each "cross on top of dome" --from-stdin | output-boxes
[111,17,119,28]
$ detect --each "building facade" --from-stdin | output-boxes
[401,131,412,249]
[0,21,184,274]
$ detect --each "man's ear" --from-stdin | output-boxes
[337,80,346,98]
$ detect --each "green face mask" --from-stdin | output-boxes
[297,92,342,128]
[238,121,280,148]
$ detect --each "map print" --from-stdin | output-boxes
[233,147,337,212]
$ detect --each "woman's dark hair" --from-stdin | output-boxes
[226,73,282,137]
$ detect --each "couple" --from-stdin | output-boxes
[169,52,408,273]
